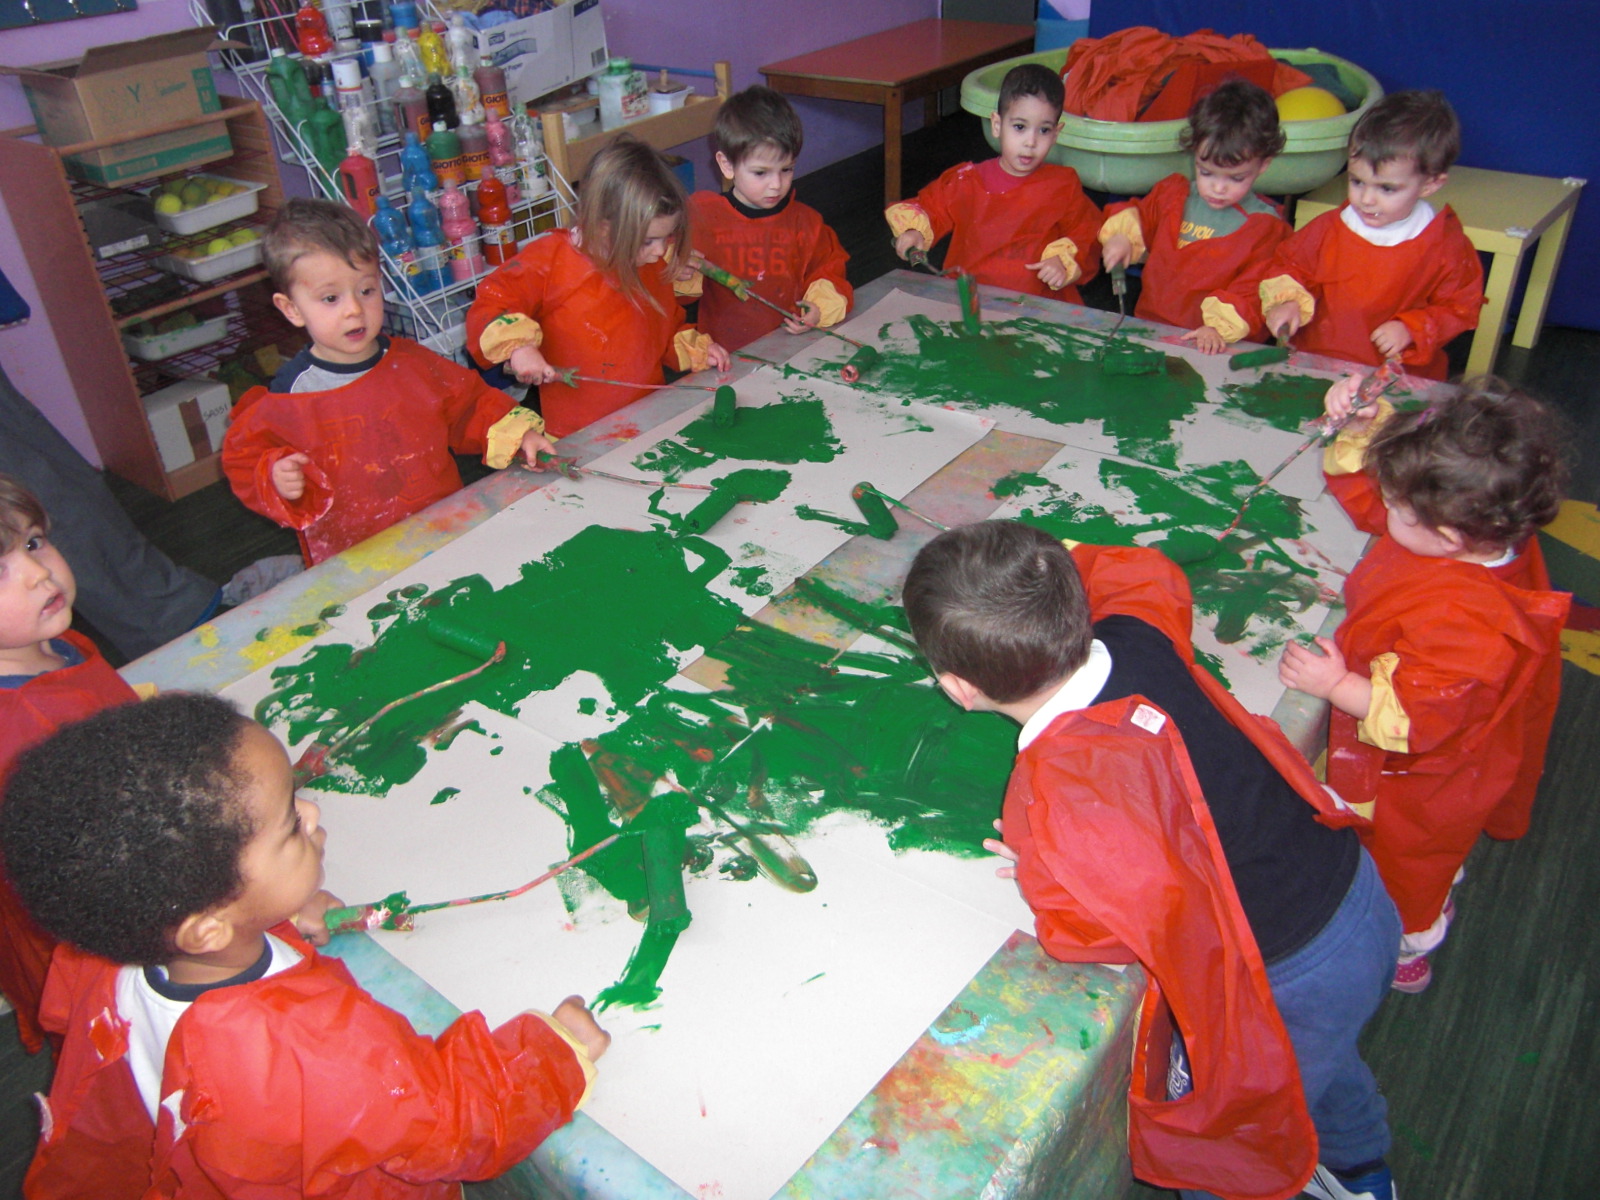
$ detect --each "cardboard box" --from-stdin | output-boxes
[144,377,232,471]
[476,0,609,110]
[568,0,609,80]
[1,28,232,186]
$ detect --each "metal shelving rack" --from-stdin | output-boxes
[189,0,575,357]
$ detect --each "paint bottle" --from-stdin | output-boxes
[294,0,333,58]
[331,56,378,153]
[305,95,348,178]
[372,194,417,295]
[236,0,270,64]
[338,147,380,217]
[511,111,548,202]
[417,21,450,79]
[399,129,437,198]
[425,125,465,189]
[354,17,383,64]
[477,167,515,265]
[486,109,519,205]
[457,113,489,208]
[366,39,398,136]
[597,57,648,131]
[450,66,483,126]
[392,73,429,143]
[266,48,315,135]
[425,72,459,131]
[393,25,424,87]
[388,0,418,33]
[439,181,484,282]
[406,192,447,294]
[475,61,509,120]
[445,12,478,73]
[323,0,354,43]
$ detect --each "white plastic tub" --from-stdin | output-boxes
[121,313,230,360]
[155,238,265,283]
[147,174,268,236]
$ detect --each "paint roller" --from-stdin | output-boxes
[695,258,881,382]
[677,467,788,534]
[292,615,507,786]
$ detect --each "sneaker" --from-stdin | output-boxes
[1303,1161,1398,1200]
[1392,954,1432,993]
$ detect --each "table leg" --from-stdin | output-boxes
[1469,247,1523,378]
[884,87,904,206]
[1512,204,1576,351]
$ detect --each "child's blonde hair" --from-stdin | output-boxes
[575,134,688,312]
[0,474,48,556]
[1365,377,1567,551]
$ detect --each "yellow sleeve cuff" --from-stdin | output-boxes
[1200,298,1249,343]
[1098,207,1146,262]
[1357,652,1411,752]
[673,328,714,373]
[673,269,704,299]
[479,313,543,365]
[484,405,549,469]
[802,279,848,327]
[522,1010,599,1109]
[1058,536,1082,550]
[1322,396,1396,475]
[1039,237,1082,288]
[133,682,159,700]
[885,202,934,244]
[1260,274,1315,325]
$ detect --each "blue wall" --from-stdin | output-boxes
[1087,1,1600,330]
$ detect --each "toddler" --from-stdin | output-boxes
[678,85,853,350]
[1280,375,1569,992]
[223,198,552,565]
[1100,79,1291,351]
[468,135,731,437]
[886,64,1102,301]
[1261,91,1484,379]
[2,692,608,1197]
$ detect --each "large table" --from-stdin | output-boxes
[761,19,1034,205]
[126,272,1399,1199]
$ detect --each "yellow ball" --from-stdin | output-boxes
[1275,86,1347,122]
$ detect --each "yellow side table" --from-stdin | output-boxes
[1294,166,1585,376]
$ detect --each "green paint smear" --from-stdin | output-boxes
[632,392,843,480]
[833,315,1208,469]
[430,786,460,805]
[577,697,597,715]
[730,565,772,596]
[1217,371,1330,433]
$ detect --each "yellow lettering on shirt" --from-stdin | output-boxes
[1177,219,1219,247]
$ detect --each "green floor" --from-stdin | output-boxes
[4,114,1598,1199]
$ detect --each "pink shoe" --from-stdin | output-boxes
[1392,955,1432,993]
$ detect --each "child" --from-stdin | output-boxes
[885,64,1101,302]
[1,693,608,1197]
[467,135,732,438]
[677,85,853,350]
[1279,376,1569,993]
[1261,91,1484,379]
[1100,79,1291,352]
[0,474,139,1054]
[222,199,553,566]
[905,522,1400,1200]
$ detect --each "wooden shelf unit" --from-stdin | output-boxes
[0,96,287,500]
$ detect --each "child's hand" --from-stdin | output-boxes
[271,452,313,502]
[1278,636,1349,699]
[705,342,732,374]
[1370,319,1413,359]
[982,820,1020,882]
[1025,254,1070,291]
[508,344,558,386]
[1265,300,1303,341]
[894,229,926,259]
[1181,326,1227,355]
[1101,232,1133,271]
[291,889,344,947]
[517,428,558,468]
[552,995,611,1061]
[674,249,704,282]
[782,301,822,335]
[1323,373,1377,432]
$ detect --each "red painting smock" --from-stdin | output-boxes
[685,191,852,350]
[1260,205,1483,380]
[26,927,593,1199]
[466,230,707,437]
[1323,467,1569,932]
[222,339,519,565]
[885,159,1102,302]
[1005,544,1356,1200]
[0,629,138,1054]
[1101,172,1291,341]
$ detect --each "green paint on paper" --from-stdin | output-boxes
[632,392,843,480]
[1218,371,1330,433]
[430,787,460,805]
[719,853,759,881]
[292,622,324,637]
[991,471,1048,499]
[838,315,1207,469]
[488,745,503,755]
[578,697,597,715]
[1079,1027,1092,1050]
[319,603,346,621]
[731,565,772,596]
[650,468,791,534]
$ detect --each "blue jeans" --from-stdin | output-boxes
[1176,849,1401,1199]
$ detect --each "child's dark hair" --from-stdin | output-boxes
[264,196,380,295]
[576,134,689,312]
[0,693,255,966]
[1179,78,1286,166]
[1348,90,1461,178]
[713,85,803,167]
[997,63,1065,118]
[0,473,48,557]
[1365,377,1567,550]
[903,521,1092,704]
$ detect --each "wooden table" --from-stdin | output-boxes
[1295,166,1585,377]
[761,19,1034,206]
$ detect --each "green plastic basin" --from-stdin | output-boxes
[959,47,1382,194]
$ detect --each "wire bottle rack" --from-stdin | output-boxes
[188,0,575,358]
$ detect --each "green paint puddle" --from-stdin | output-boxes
[430,787,460,805]
[1217,371,1330,433]
[633,392,843,480]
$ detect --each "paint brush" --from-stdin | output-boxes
[694,258,882,382]
[533,452,714,491]
[856,483,949,531]
[1109,264,1128,335]
[905,247,939,274]
[552,367,726,395]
